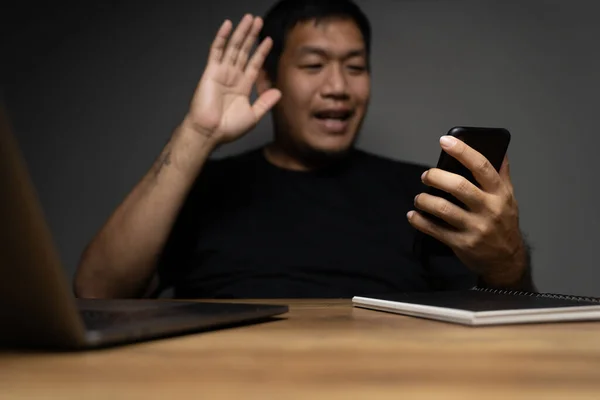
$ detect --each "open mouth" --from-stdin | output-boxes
[313,110,354,122]
[312,109,354,133]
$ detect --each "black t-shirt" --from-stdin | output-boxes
[157,147,477,298]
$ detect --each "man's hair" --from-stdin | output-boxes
[259,0,372,82]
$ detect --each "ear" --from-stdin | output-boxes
[256,69,273,95]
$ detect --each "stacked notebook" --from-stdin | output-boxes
[352,287,600,326]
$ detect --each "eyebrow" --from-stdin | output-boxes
[296,46,366,59]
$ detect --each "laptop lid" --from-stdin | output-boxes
[0,102,89,348]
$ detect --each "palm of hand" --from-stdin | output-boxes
[185,15,281,144]
[192,66,256,142]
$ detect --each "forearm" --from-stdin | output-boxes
[74,124,217,298]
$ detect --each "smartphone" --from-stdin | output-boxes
[415,126,511,257]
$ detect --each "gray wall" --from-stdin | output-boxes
[3,1,600,296]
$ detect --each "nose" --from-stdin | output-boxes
[320,64,349,100]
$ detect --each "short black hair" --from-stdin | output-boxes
[259,0,372,82]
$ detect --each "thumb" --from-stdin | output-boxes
[252,89,282,121]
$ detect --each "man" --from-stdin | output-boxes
[74,0,533,299]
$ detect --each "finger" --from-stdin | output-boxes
[421,168,485,211]
[413,192,470,230]
[439,135,502,192]
[244,36,273,82]
[208,20,233,64]
[236,17,263,68]
[407,210,457,248]
[252,88,282,121]
[499,154,510,180]
[223,14,254,66]
[498,154,515,192]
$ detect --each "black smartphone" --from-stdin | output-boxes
[415,126,511,257]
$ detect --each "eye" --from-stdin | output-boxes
[347,65,367,73]
[301,64,323,70]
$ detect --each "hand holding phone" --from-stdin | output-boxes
[414,126,511,256]
[425,126,510,219]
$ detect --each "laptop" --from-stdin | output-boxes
[0,103,288,350]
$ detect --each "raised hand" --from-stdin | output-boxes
[183,14,282,144]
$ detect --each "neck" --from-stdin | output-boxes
[263,136,354,172]
[263,142,311,172]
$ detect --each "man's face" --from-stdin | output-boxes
[270,17,371,160]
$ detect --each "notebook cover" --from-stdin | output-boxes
[354,290,600,312]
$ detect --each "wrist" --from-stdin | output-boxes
[480,242,530,289]
[179,115,223,147]
[167,121,219,176]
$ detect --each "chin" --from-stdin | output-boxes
[297,135,358,164]
[315,132,357,151]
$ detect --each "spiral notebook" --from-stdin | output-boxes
[352,287,600,326]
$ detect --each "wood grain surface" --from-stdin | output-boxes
[2,299,600,399]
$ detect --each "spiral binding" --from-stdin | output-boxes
[472,286,600,304]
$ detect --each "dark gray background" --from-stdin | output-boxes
[3,1,599,296]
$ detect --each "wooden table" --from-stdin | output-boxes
[2,299,600,399]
